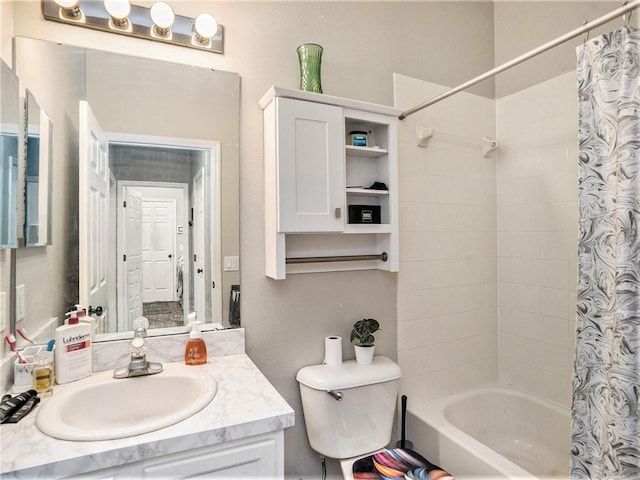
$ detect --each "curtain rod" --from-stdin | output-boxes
[399,0,640,120]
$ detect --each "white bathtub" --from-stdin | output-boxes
[406,383,570,479]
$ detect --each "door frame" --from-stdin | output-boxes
[108,132,221,327]
[192,168,205,322]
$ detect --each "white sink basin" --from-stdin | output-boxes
[36,362,217,441]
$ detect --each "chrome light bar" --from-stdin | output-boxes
[42,0,224,54]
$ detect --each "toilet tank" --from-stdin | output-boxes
[296,356,401,459]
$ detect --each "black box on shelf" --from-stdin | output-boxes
[348,205,381,224]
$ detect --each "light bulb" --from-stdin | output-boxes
[150,2,175,30]
[195,13,218,40]
[104,0,130,27]
[54,0,81,18]
[54,0,78,7]
[104,0,130,19]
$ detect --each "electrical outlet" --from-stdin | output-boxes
[16,284,26,321]
[0,291,6,331]
[224,256,239,272]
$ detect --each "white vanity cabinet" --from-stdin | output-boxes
[260,87,401,280]
[1,354,295,480]
[69,431,284,479]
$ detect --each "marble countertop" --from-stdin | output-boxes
[0,354,295,478]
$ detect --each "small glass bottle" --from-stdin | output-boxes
[33,351,54,396]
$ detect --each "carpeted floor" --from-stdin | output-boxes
[143,301,184,328]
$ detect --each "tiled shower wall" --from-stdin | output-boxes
[395,72,577,407]
[496,71,577,407]
[394,74,498,402]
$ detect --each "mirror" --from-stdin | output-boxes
[24,89,53,247]
[13,37,239,342]
[0,59,19,249]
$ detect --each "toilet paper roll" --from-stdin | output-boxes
[323,336,343,366]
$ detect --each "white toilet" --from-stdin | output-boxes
[296,356,402,479]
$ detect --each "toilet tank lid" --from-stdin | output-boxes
[296,356,401,390]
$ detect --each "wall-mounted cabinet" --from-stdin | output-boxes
[260,87,400,280]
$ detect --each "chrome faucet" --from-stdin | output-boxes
[113,316,163,379]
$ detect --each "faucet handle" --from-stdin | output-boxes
[130,335,147,359]
[132,316,149,331]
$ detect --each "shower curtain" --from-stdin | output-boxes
[572,26,640,479]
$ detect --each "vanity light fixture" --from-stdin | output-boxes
[103,0,131,29]
[42,0,224,54]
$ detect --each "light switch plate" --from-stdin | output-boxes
[223,256,239,272]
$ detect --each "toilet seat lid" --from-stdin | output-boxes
[296,356,401,390]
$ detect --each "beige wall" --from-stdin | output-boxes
[0,0,13,65]
[494,1,626,98]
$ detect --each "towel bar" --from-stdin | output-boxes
[286,252,388,264]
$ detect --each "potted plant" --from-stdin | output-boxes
[350,318,380,365]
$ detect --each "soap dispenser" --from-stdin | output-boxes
[74,304,97,340]
[185,313,207,365]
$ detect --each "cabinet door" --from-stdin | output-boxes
[276,98,343,232]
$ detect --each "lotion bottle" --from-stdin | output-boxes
[54,316,92,384]
[185,313,207,365]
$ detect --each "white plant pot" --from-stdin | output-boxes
[354,345,375,365]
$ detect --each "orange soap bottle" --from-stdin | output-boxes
[185,313,207,365]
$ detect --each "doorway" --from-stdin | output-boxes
[108,138,220,332]
[117,182,187,330]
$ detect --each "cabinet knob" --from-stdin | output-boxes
[335,208,341,218]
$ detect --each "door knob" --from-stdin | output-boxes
[168,254,172,258]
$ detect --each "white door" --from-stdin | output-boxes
[121,186,143,331]
[276,97,344,232]
[141,199,176,303]
[79,101,109,324]
[193,170,205,320]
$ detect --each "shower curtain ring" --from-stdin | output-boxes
[582,21,590,44]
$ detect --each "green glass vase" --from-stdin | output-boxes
[297,43,323,93]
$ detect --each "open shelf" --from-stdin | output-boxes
[345,145,388,158]
[346,187,389,196]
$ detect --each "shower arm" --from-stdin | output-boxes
[399,0,640,120]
